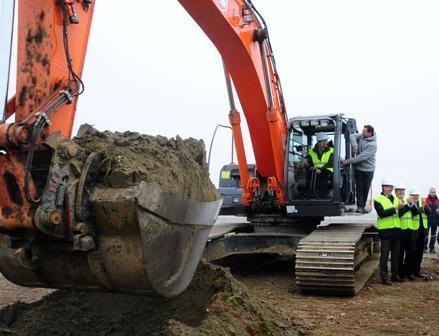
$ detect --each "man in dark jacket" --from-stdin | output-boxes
[424,187,439,253]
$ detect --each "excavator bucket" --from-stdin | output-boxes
[0,183,221,297]
[0,131,221,297]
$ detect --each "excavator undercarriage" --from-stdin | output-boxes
[205,216,379,297]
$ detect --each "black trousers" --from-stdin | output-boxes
[355,170,374,208]
[398,230,416,278]
[380,238,400,280]
[306,169,332,198]
[424,221,438,250]
[414,227,426,276]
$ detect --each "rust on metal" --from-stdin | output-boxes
[0,151,36,230]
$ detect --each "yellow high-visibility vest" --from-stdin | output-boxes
[309,147,334,172]
[374,194,401,230]
[411,199,428,230]
[398,198,412,230]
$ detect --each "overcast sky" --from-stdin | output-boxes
[4,0,439,198]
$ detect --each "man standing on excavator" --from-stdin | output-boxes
[374,179,403,284]
[342,125,377,213]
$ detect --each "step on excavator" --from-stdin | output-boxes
[0,0,378,297]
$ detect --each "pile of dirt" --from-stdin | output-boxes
[73,124,218,202]
[0,263,307,336]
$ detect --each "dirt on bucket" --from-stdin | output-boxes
[73,124,219,202]
[0,262,307,336]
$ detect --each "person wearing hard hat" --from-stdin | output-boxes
[409,187,432,279]
[395,182,417,281]
[306,132,334,196]
[307,132,334,173]
[374,178,403,284]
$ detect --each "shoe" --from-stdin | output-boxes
[407,275,415,281]
[415,274,426,279]
[356,207,366,214]
[430,249,436,253]
[391,276,404,282]
[381,278,392,285]
[423,248,428,253]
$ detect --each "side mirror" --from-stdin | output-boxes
[346,119,357,134]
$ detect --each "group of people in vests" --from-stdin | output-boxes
[374,179,433,285]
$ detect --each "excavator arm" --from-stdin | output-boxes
[0,0,286,296]
[178,0,288,207]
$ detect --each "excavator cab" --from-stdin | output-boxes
[285,114,358,217]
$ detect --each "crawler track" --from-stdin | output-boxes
[295,223,379,296]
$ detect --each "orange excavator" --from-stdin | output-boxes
[0,0,378,297]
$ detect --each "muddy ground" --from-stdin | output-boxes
[0,263,305,336]
[237,256,439,336]
[0,257,437,336]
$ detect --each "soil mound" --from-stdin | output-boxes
[73,124,218,202]
[0,263,307,336]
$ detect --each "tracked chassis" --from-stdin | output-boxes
[295,223,379,296]
[206,218,379,297]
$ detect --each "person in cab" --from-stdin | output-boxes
[306,132,334,197]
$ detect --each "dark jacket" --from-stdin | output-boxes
[425,195,439,224]
[374,193,400,239]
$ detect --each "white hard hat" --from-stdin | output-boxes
[381,178,395,186]
[394,182,406,190]
[408,186,420,195]
[316,132,328,142]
